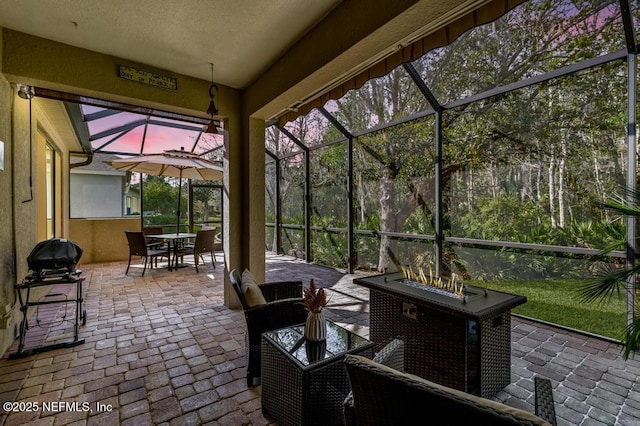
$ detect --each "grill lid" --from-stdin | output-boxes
[27,238,83,273]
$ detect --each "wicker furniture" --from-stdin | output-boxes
[229,269,306,386]
[142,226,167,250]
[261,321,374,426]
[343,339,405,426]
[343,353,556,425]
[125,231,168,276]
[354,272,527,398]
[150,232,196,271]
[176,228,217,272]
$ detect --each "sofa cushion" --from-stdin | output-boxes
[241,269,266,307]
[372,338,404,371]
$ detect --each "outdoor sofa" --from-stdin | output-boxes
[343,339,556,425]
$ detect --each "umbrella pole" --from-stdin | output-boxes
[176,170,182,234]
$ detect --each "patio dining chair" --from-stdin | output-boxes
[229,268,306,386]
[142,226,166,250]
[125,231,167,276]
[176,229,216,272]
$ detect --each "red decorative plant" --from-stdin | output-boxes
[303,279,327,313]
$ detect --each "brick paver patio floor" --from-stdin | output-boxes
[0,253,639,425]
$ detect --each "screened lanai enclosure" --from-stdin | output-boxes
[63,97,226,233]
[265,0,640,341]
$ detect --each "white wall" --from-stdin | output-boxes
[70,172,123,218]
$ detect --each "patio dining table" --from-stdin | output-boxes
[149,232,196,271]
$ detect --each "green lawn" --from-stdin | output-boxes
[469,279,627,341]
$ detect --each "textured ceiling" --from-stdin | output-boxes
[0,0,341,89]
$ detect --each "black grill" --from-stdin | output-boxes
[27,238,83,275]
[10,238,86,359]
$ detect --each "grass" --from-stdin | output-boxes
[469,279,627,341]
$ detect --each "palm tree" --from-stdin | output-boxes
[578,187,640,359]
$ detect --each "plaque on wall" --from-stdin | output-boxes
[118,65,178,91]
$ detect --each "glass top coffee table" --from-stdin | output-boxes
[261,320,373,426]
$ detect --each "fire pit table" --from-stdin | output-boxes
[354,272,526,398]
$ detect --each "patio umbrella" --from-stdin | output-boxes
[105,148,223,234]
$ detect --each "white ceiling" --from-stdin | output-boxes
[0,0,342,89]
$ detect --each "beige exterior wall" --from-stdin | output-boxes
[69,218,141,264]
[0,28,18,356]
[248,118,266,281]
[1,30,232,120]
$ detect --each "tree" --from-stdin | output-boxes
[324,0,626,272]
[142,175,180,218]
[192,185,221,225]
[266,123,307,254]
[578,187,640,359]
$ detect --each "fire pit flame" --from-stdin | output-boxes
[400,266,465,298]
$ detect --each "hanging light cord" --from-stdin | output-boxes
[209,63,218,102]
[22,95,33,203]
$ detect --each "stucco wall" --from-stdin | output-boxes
[70,173,125,218]
[0,28,18,356]
[1,29,234,122]
[0,88,92,356]
[0,31,42,355]
[69,217,140,264]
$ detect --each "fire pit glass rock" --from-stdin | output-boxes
[397,266,486,302]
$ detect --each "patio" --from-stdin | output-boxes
[0,254,639,426]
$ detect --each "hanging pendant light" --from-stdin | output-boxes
[205,63,219,134]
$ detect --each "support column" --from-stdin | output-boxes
[223,119,241,308]
[223,116,266,307]
[248,117,266,279]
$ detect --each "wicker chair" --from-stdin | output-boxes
[125,231,167,276]
[344,349,557,426]
[142,226,167,250]
[176,229,216,272]
[229,268,306,386]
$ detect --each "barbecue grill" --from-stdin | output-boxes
[27,238,83,275]
[10,238,87,359]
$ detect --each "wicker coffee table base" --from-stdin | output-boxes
[261,330,373,425]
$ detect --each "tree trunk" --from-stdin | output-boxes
[558,140,566,228]
[378,168,397,272]
[467,169,474,210]
[536,162,542,202]
[548,156,556,228]
[491,162,498,200]
[357,171,366,223]
[522,159,533,201]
